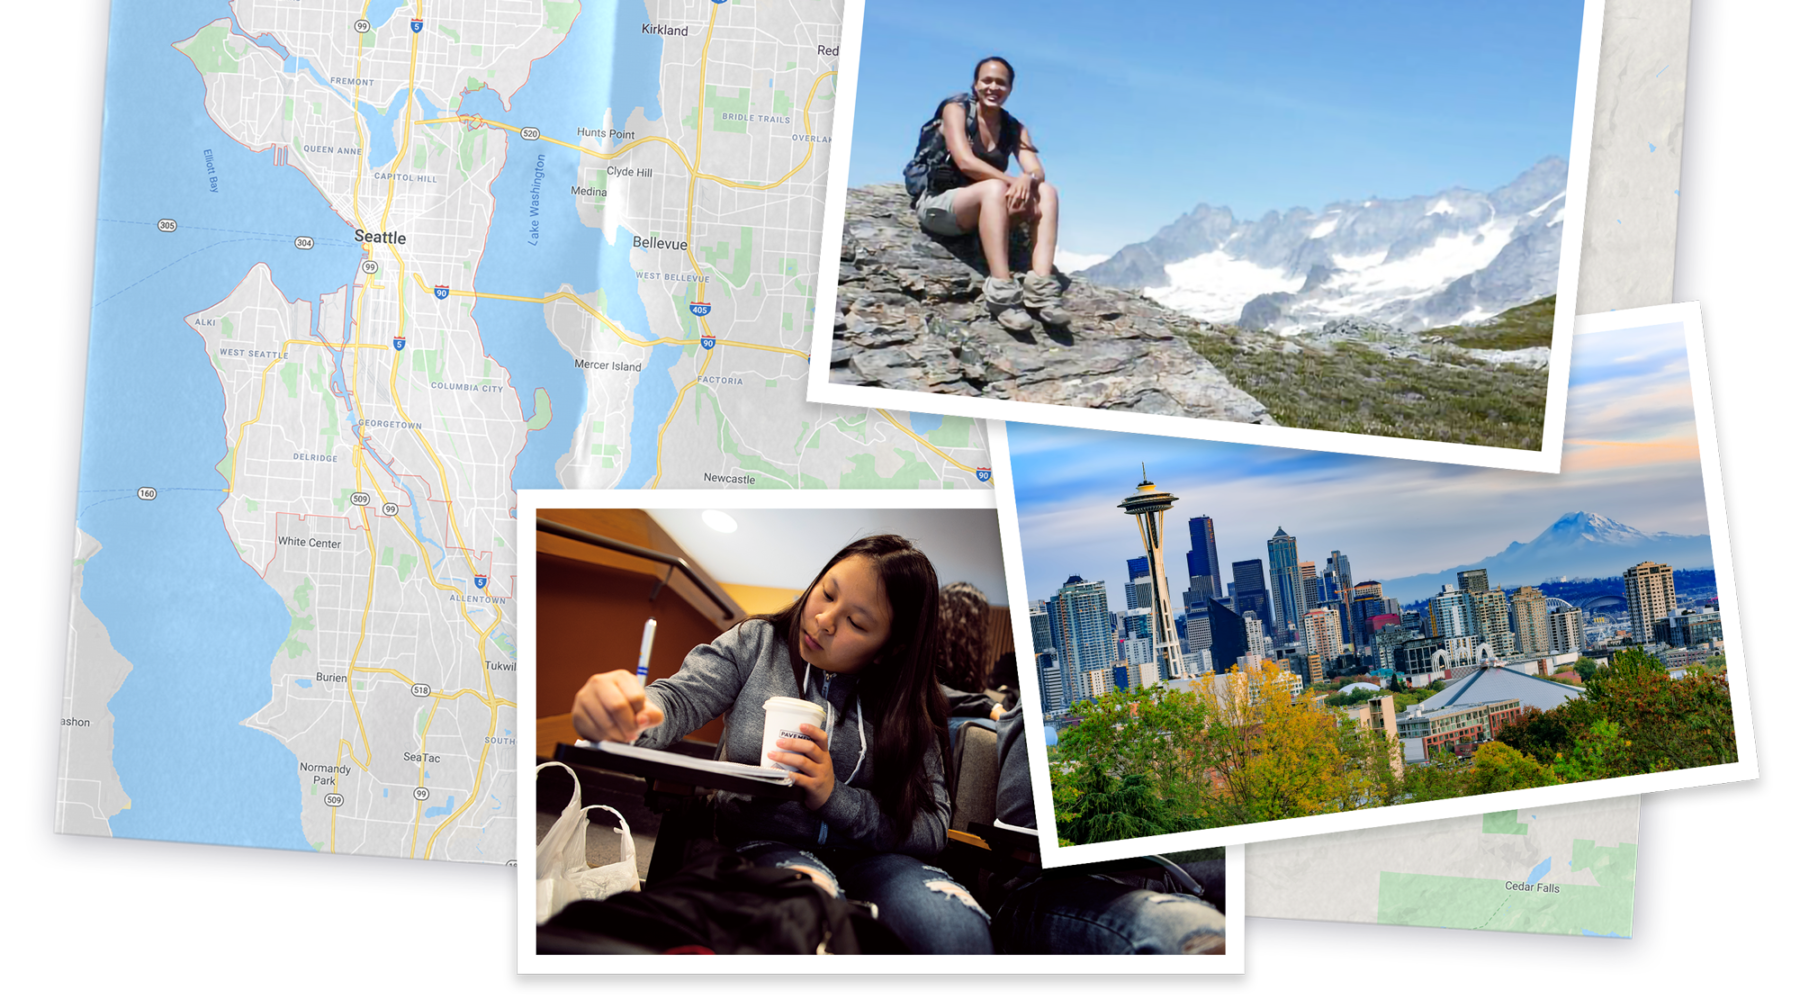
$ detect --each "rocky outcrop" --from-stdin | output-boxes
[830,184,1275,425]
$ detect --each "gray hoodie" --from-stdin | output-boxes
[636,619,950,858]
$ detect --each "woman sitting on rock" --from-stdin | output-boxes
[903,56,1068,332]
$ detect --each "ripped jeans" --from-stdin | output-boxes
[736,841,995,954]
[990,863,1228,955]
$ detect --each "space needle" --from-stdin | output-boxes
[1117,466,1187,680]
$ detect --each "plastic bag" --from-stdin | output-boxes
[535,761,639,925]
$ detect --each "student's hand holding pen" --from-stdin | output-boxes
[572,669,665,743]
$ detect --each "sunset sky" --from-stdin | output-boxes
[1009,320,1707,612]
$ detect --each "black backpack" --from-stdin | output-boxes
[540,841,907,955]
[902,94,1020,206]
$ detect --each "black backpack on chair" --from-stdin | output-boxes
[540,840,908,955]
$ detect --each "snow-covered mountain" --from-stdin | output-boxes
[1078,157,1567,335]
[1383,511,1715,604]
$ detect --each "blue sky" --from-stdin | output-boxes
[1010,321,1706,611]
[849,0,1587,256]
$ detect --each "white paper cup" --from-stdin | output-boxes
[760,696,827,771]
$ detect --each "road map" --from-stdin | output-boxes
[58,0,990,862]
[1246,795,1639,937]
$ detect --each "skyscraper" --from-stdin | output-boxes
[1241,612,1268,672]
[1427,584,1478,639]
[1117,470,1186,679]
[1624,561,1677,644]
[1267,528,1302,645]
[1028,600,1053,656]
[1548,601,1585,653]
[1185,515,1223,601]
[1510,585,1550,655]
[1300,608,1343,658]
[1300,561,1321,611]
[1470,588,1515,655]
[1048,575,1113,701]
[1457,568,1491,595]
[1230,559,1274,633]
[1199,596,1245,676]
[1348,580,1387,653]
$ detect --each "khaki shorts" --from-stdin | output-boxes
[917,188,973,237]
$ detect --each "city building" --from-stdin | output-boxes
[1048,575,1114,702]
[1624,561,1677,644]
[1664,606,1723,648]
[1511,585,1551,655]
[1396,698,1525,761]
[1300,561,1321,611]
[1300,607,1344,658]
[1470,588,1515,655]
[1427,584,1478,639]
[1348,581,1388,654]
[1035,650,1065,715]
[1230,559,1275,633]
[1345,693,1404,774]
[1267,528,1303,645]
[1117,470,1187,678]
[1241,612,1269,672]
[1028,600,1053,656]
[1547,600,1585,654]
[1185,515,1223,602]
[1207,597,1246,672]
[1457,568,1491,595]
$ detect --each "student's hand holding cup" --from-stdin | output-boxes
[572,669,664,743]
[770,722,835,811]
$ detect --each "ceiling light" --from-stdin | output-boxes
[701,509,737,533]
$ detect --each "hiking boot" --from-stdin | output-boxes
[1022,272,1072,327]
[983,276,1035,333]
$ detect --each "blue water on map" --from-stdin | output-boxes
[909,414,943,435]
[1525,857,1554,886]
[368,0,412,30]
[463,0,669,489]
[77,0,378,851]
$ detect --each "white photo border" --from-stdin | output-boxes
[806,0,1605,476]
[989,303,1760,868]
[515,487,1245,973]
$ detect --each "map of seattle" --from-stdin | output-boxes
[59,0,990,862]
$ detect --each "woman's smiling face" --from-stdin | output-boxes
[797,554,895,674]
[973,59,1013,108]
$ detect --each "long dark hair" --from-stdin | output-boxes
[973,55,1015,86]
[760,534,948,831]
[936,581,990,692]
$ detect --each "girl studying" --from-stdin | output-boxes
[569,533,994,954]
